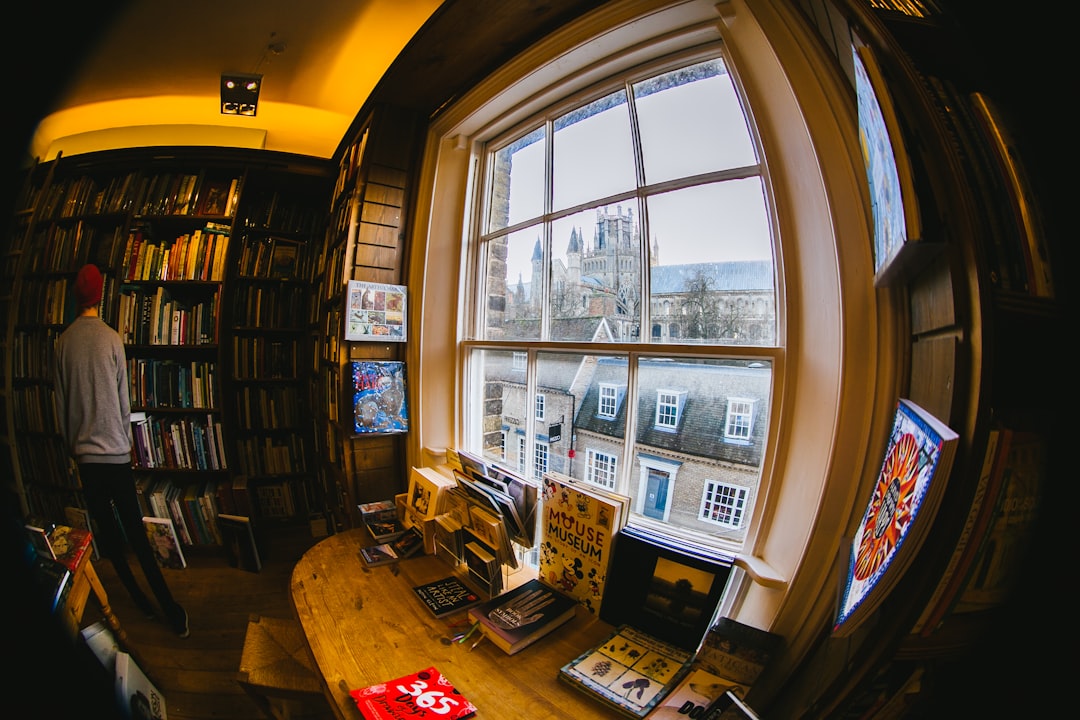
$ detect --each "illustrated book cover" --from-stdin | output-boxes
[143,516,187,569]
[115,650,167,719]
[412,575,483,619]
[349,666,475,720]
[389,526,426,560]
[466,577,577,655]
[217,513,262,572]
[350,360,409,435]
[834,398,959,637]
[650,668,744,720]
[48,524,95,572]
[559,623,694,719]
[538,471,629,615]
[360,542,400,567]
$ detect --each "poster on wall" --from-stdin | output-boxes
[345,280,406,341]
[833,398,958,637]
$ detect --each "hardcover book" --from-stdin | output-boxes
[834,398,959,637]
[349,666,475,720]
[217,514,262,572]
[559,624,694,719]
[360,542,400,567]
[538,471,629,615]
[49,525,95,572]
[389,526,426,560]
[650,668,742,720]
[412,575,483,619]
[143,516,187,569]
[466,577,577,655]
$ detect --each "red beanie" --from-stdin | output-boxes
[74,264,104,309]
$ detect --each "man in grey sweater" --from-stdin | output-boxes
[54,263,189,637]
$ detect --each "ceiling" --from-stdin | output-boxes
[24,0,445,163]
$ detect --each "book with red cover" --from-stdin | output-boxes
[349,666,476,719]
[48,525,94,572]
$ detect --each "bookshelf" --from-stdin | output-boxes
[313,104,422,533]
[224,167,330,529]
[0,148,334,551]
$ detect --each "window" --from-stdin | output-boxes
[419,0,885,646]
[701,480,748,530]
[512,351,526,370]
[598,383,619,418]
[725,398,754,443]
[533,440,549,480]
[462,47,777,550]
[587,449,618,489]
[655,389,683,430]
[516,435,526,474]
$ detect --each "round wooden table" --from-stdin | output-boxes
[290,528,622,718]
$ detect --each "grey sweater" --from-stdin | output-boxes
[54,315,132,464]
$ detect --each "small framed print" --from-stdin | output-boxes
[345,280,406,341]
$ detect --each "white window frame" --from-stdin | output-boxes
[598,383,619,418]
[655,389,684,431]
[586,448,618,489]
[725,397,754,443]
[700,479,749,529]
[533,439,549,480]
[534,393,545,421]
[410,0,891,664]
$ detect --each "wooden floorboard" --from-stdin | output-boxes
[81,524,325,720]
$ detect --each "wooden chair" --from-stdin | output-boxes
[237,614,333,720]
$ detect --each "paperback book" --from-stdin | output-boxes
[466,577,577,655]
[115,650,167,719]
[217,514,262,572]
[538,471,629,615]
[143,516,186,569]
[559,624,694,718]
[412,575,483,619]
[349,666,476,720]
[360,542,400,567]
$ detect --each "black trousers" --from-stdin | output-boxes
[78,462,182,621]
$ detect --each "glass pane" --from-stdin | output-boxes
[646,180,775,345]
[469,349,525,463]
[487,126,546,233]
[483,227,543,341]
[634,58,757,185]
[630,357,771,544]
[552,90,636,211]
[549,205,642,342]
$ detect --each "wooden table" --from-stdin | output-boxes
[290,528,624,719]
[50,526,126,644]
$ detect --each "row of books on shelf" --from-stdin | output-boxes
[128,358,218,410]
[236,237,303,280]
[121,224,231,283]
[234,384,303,429]
[240,189,325,234]
[234,434,308,478]
[131,411,228,471]
[118,285,219,346]
[37,169,241,220]
[11,382,60,433]
[232,336,301,379]
[10,327,61,380]
[230,284,308,328]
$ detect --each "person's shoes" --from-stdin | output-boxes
[171,606,190,638]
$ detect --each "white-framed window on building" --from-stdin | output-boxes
[725,397,754,443]
[535,393,545,421]
[655,389,685,431]
[500,430,507,460]
[586,449,618,489]
[513,351,527,370]
[700,480,748,530]
[517,435,526,474]
[598,383,620,418]
[533,440,549,481]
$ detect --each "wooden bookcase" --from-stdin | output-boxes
[0,147,333,550]
[312,103,423,533]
